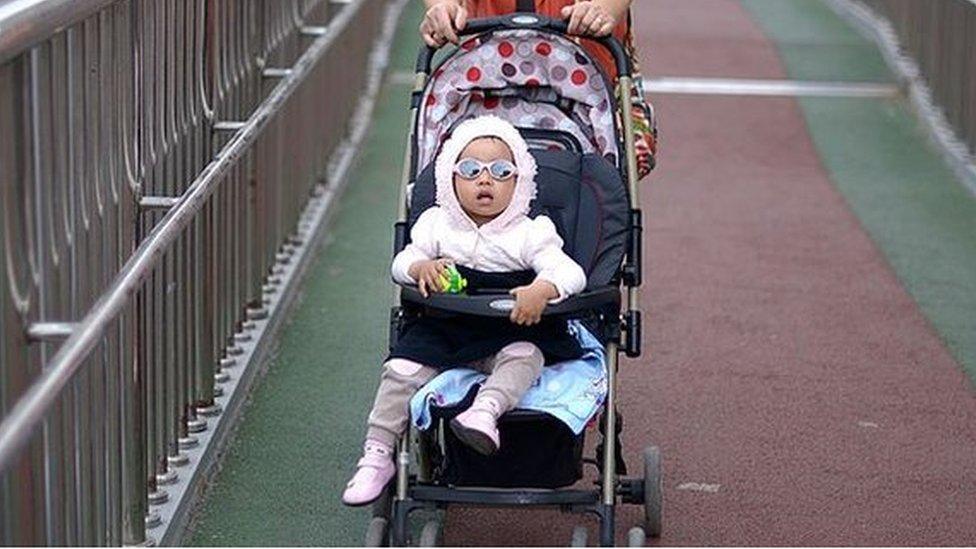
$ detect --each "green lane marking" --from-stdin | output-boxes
[741,0,892,83]
[743,0,976,381]
[184,3,424,546]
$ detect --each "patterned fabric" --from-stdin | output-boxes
[465,0,630,80]
[620,12,657,178]
[461,0,657,178]
[417,29,620,172]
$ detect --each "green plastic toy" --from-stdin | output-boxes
[438,264,468,294]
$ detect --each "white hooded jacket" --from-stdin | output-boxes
[391,115,586,302]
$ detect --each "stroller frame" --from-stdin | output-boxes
[373,14,659,547]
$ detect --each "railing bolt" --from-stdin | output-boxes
[263,67,293,79]
[145,511,162,529]
[155,469,178,486]
[300,25,328,37]
[187,418,207,433]
[26,322,77,343]
[213,121,246,132]
[139,196,180,210]
[148,489,169,506]
[220,357,238,369]
[214,371,230,384]
[178,436,199,450]
[168,453,190,467]
[197,403,222,417]
[246,306,269,321]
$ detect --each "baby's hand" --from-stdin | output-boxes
[509,280,559,325]
[409,258,452,297]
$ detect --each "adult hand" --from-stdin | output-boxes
[509,280,559,326]
[420,0,468,47]
[408,258,452,297]
[560,1,617,37]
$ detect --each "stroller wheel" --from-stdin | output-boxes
[570,525,588,547]
[418,519,442,547]
[364,516,389,547]
[627,526,646,547]
[643,446,663,538]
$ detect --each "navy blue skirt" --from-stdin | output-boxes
[390,267,584,370]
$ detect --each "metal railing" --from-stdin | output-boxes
[0,0,386,544]
[857,0,976,158]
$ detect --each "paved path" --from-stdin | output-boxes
[186,1,976,545]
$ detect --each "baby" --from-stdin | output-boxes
[342,115,586,506]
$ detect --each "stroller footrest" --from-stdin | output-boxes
[411,485,600,506]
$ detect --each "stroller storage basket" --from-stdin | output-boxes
[431,389,585,489]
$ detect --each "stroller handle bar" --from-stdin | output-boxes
[399,284,621,318]
[415,13,632,78]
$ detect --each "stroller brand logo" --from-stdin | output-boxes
[489,299,516,311]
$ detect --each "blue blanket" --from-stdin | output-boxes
[409,321,607,435]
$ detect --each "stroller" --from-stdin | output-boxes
[370,13,660,547]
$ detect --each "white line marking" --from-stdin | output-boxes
[676,482,721,493]
[644,77,900,98]
[388,71,416,85]
[857,420,880,428]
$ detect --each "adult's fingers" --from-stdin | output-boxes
[567,6,584,35]
[419,19,440,47]
[432,7,459,44]
[579,6,601,34]
[595,18,615,37]
[418,278,429,298]
[454,5,468,33]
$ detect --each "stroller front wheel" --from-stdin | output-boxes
[570,525,588,547]
[364,516,390,547]
[418,519,443,547]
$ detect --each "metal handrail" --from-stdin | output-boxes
[0,0,120,64]
[0,0,356,474]
[0,0,387,544]
[856,0,976,160]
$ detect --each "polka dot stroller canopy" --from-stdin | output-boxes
[416,29,621,174]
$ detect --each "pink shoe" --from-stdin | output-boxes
[450,397,502,455]
[342,440,395,507]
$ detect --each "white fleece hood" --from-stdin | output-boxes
[433,115,538,234]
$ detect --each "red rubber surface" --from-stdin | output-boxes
[443,1,976,545]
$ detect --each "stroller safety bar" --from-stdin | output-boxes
[399,285,620,318]
[415,14,632,78]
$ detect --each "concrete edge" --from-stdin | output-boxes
[151,0,409,545]
[824,0,976,198]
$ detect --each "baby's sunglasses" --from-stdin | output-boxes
[453,158,518,181]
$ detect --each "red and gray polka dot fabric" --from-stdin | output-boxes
[417,29,620,172]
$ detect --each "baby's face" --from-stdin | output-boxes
[453,137,517,226]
